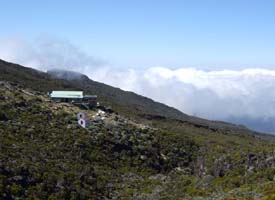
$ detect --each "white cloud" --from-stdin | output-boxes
[1,37,275,124]
[0,36,104,71]
[91,66,275,121]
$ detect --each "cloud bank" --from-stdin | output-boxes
[97,67,275,120]
[1,37,275,132]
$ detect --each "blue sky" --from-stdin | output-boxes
[1,0,275,69]
[3,1,275,132]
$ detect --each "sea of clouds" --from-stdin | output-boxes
[1,37,275,132]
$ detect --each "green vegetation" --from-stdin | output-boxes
[0,82,199,199]
[1,59,275,199]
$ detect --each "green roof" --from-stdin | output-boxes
[50,91,83,98]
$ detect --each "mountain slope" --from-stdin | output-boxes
[2,59,275,199]
[1,80,275,199]
[0,81,201,199]
[0,59,254,134]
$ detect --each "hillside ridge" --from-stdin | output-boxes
[0,59,255,135]
[2,59,275,198]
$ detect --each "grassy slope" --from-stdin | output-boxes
[0,81,200,199]
[1,60,275,199]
